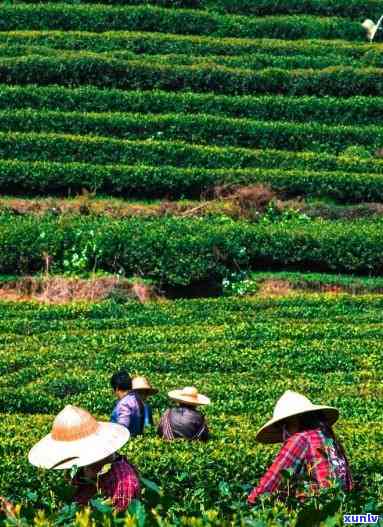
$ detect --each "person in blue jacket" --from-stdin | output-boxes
[110,371,144,437]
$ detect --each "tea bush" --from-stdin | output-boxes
[3,109,383,153]
[0,6,363,40]
[0,214,383,280]
[2,86,383,126]
[2,158,383,202]
[0,130,382,172]
[11,0,382,18]
[1,56,381,95]
[0,32,372,59]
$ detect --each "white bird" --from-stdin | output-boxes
[362,15,383,42]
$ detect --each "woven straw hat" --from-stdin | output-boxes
[28,405,130,470]
[168,386,210,406]
[256,390,339,444]
[132,376,158,395]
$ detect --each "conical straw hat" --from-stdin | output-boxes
[28,405,130,470]
[168,386,210,406]
[132,376,158,395]
[256,390,339,444]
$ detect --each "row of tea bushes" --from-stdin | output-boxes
[1,56,381,95]
[0,214,383,279]
[0,32,374,58]
[12,0,382,18]
[1,158,383,202]
[1,108,383,152]
[0,5,364,40]
[0,45,364,70]
[2,86,383,126]
[0,131,382,173]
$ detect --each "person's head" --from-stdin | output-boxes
[168,386,211,408]
[135,389,151,402]
[111,371,132,399]
[132,376,158,402]
[28,405,130,471]
[281,410,326,437]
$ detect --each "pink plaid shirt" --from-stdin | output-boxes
[248,428,352,505]
[73,456,140,512]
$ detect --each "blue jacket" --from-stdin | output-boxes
[111,391,144,437]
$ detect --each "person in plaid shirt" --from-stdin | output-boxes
[248,391,352,505]
[28,405,141,513]
[72,454,140,511]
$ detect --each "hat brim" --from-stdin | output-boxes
[28,422,130,470]
[256,406,339,444]
[134,387,158,395]
[168,390,210,406]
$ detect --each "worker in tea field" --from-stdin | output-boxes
[110,370,144,436]
[158,386,210,441]
[248,390,352,505]
[132,375,158,429]
[28,405,140,512]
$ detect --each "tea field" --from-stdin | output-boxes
[0,295,382,525]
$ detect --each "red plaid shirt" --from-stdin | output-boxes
[248,428,352,505]
[73,456,140,512]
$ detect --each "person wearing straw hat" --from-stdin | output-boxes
[29,405,140,512]
[132,376,158,429]
[158,386,210,441]
[110,370,145,437]
[248,391,352,505]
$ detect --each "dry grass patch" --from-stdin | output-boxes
[0,276,158,304]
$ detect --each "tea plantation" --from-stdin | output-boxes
[0,296,382,525]
[0,0,383,524]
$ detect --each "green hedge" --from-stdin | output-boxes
[1,131,382,173]
[0,31,371,58]
[1,158,383,202]
[0,56,380,95]
[0,6,363,40]
[16,0,201,6]
[10,0,383,19]
[110,50,357,69]
[204,0,383,18]
[3,214,383,279]
[0,108,382,153]
[1,214,383,280]
[0,45,359,70]
[2,86,383,127]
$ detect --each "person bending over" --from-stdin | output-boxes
[29,405,140,512]
[158,386,210,441]
[111,370,144,437]
[248,390,352,505]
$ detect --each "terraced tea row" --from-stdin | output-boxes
[10,0,383,18]
[1,32,377,58]
[0,6,364,40]
[0,296,381,522]
[3,56,382,96]
[1,108,383,153]
[3,158,383,201]
[0,46,369,70]
[0,213,383,280]
[2,85,383,126]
